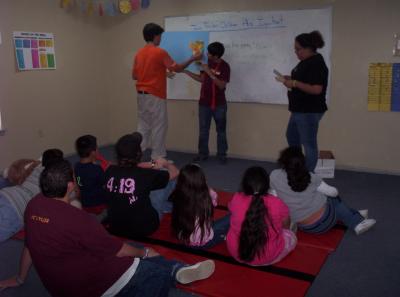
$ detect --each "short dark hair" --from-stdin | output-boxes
[295,31,325,52]
[75,135,97,158]
[40,160,74,198]
[41,149,64,168]
[116,132,143,167]
[143,23,164,42]
[207,42,225,58]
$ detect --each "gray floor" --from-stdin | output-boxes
[1,149,400,297]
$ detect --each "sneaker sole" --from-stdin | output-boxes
[176,260,215,284]
[355,220,376,235]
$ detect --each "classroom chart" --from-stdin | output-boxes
[13,31,56,71]
[163,8,332,104]
[368,63,400,112]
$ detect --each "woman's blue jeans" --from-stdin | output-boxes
[286,112,324,172]
[192,214,230,249]
[150,180,176,220]
[298,196,364,234]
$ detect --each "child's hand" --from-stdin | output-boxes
[166,71,176,79]
[192,52,203,61]
[200,64,210,73]
[0,276,22,291]
[155,158,168,168]
[146,247,160,258]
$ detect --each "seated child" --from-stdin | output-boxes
[0,149,66,242]
[170,164,230,248]
[2,159,40,187]
[74,135,109,213]
[104,133,179,239]
[270,147,376,235]
[227,166,297,265]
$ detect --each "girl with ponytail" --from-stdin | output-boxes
[270,147,376,235]
[227,167,297,265]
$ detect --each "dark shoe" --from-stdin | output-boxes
[193,155,208,162]
[218,156,227,165]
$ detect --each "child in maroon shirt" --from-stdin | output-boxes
[184,42,230,164]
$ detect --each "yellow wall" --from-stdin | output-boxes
[1,0,400,174]
[0,0,110,166]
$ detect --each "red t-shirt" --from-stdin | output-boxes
[199,59,230,107]
[133,44,176,99]
[25,194,133,297]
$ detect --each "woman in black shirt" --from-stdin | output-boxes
[278,31,328,172]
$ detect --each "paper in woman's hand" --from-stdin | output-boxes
[273,69,285,82]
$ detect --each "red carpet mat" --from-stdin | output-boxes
[130,190,346,296]
[12,190,346,297]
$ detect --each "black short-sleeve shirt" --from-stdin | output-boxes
[104,165,169,238]
[288,53,328,113]
[74,162,107,207]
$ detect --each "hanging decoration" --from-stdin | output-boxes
[141,0,150,9]
[60,0,150,16]
[118,0,132,14]
[130,0,141,12]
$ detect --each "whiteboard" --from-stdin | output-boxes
[163,8,332,104]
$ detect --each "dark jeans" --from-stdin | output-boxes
[198,104,228,157]
[116,256,184,297]
[150,180,176,220]
[0,177,11,189]
[298,196,364,234]
[286,112,324,172]
[192,214,230,249]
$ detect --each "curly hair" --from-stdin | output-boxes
[295,30,325,52]
[278,147,311,192]
[238,166,275,262]
[170,164,213,245]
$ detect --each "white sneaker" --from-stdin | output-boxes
[354,219,376,235]
[175,260,215,284]
[358,209,368,219]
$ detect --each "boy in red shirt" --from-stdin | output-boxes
[184,42,231,164]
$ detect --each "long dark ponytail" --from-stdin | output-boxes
[278,146,311,192]
[238,166,273,262]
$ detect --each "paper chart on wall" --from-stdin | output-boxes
[368,63,400,112]
[13,31,56,71]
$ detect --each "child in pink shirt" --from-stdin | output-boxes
[170,164,229,248]
[227,166,297,265]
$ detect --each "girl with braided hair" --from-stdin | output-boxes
[227,166,296,265]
